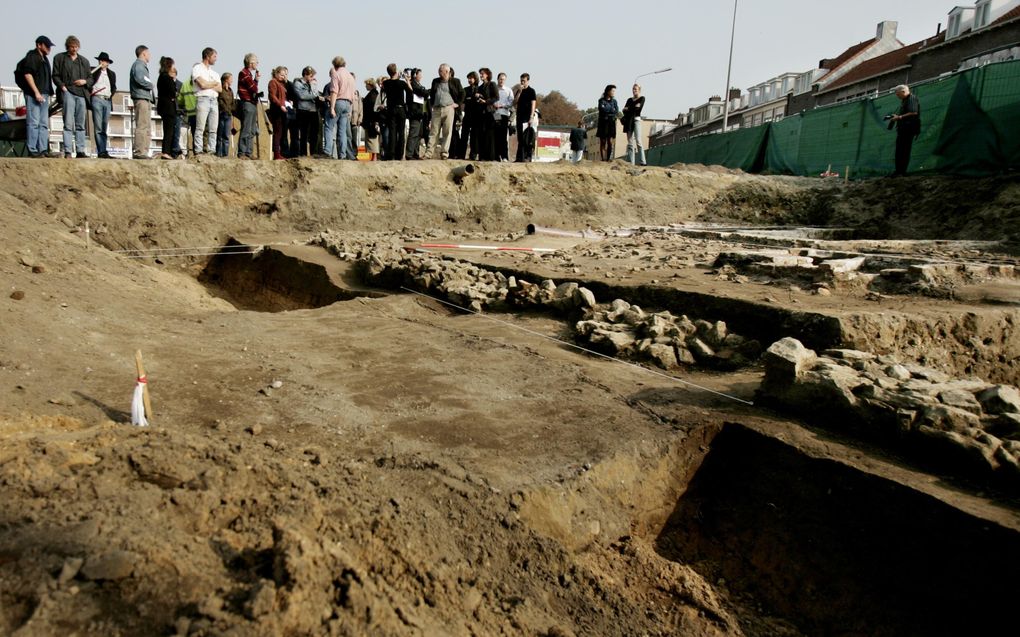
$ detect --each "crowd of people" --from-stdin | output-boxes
[14,35,650,165]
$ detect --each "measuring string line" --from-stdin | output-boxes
[399,287,755,407]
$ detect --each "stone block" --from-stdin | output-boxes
[976,385,1020,415]
[762,338,817,383]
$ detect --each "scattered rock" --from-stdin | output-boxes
[10,291,25,300]
[573,287,596,308]
[271,380,284,390]
[81,550,140,581]
[976,385,1020,415]
[57,557,84,586]
[246,424,263,436]
[762,338,817,382]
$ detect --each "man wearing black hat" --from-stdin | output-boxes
[89,52,116,158]
[16,36,55,157]
[52,35,92,158]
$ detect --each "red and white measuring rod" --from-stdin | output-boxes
[413,243,558,253]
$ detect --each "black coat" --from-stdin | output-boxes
[428,77,465,107]
[88,67,117,97]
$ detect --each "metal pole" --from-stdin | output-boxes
[722,0,739,132]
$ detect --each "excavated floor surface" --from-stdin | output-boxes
[2,158,1019,636]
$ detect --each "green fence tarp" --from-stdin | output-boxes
[653,58,1020,179]
[648,121,770,172]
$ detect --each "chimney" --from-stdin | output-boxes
[936,22,942,36]
[877,20,898,41]
[728,88,742,101]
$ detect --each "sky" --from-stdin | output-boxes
[4,0,953,120]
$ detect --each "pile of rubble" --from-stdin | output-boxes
[313,231,760,372]
[712,248,1017,298]
[573,300,762,371]
[758,337,1020,488]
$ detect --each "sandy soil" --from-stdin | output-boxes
[2,158,1018,636]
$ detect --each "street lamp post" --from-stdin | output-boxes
[633,67,673,86]
[722,0,739,132]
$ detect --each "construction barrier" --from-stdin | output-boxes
[648,58,1020,179]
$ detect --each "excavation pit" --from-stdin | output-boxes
[654,423,1020,636]
[198,239,387,312]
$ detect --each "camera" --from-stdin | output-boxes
[403,68,413,78]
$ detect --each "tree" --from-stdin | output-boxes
[535,90,584,126]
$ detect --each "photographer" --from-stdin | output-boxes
[405,68,428,159]
[889,84,921,176]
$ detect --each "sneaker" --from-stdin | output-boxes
[64,153,72,159]
[76,152,89,159]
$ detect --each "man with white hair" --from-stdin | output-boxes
[426,64,464,160]
[890,84,920,176]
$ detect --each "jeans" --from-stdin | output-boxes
[895,130,916,176]
[335,99,352,159]
[322,108,339,157]
[26,95,50,155]
[216,110,232,156]
[626,118,646,165]
[91,96,112,156]
[194,95,218,154]
[173,112,184,156]
[571,150,584,163]
[238,101,257,157]
[62,93,87,155]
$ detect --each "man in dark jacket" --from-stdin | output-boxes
[18,36,55,157]
[52,35,92,157]
[891,84,921,176]
[404,68,428,159]
[569,119,587,163]
[88,52,116,158]
[425,63,463,160]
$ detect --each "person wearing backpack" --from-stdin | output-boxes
[52,36,92,158]
[16,36,56,158]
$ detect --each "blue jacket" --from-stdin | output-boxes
[130,58,153,101]
[598,97,619,121]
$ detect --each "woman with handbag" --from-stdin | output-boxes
[622,84,646,166]
[362,78,381,161]
[597,85,619,161]
[156,57,178,160]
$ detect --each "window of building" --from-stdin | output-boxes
[948,13,961,37]
[975,1,991,28]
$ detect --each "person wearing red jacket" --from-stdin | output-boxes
[268,67,289,160]
[236,53,260,159]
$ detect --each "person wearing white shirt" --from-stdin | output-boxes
[494,73,513,161]
[191,47,222,155]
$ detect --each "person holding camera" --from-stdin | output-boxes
[404,68,428,159]
[381,63,413,160]
[236,53,260,159]
[890,84,921,176]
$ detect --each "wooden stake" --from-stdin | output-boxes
[845,165,850,183]
[135,350,153,424]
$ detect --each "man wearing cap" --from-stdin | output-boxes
[88,52,116,158]
[18,36,55,157]
[130,45,154,159]
[52,35,92,158]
